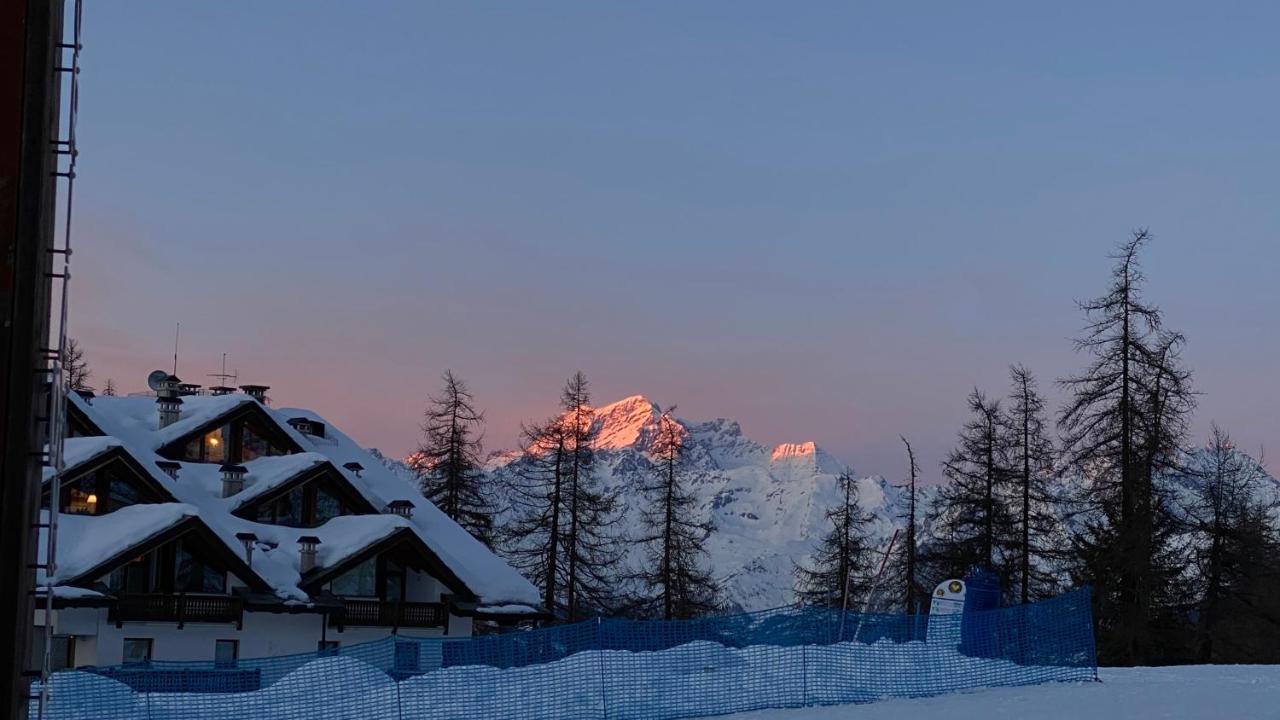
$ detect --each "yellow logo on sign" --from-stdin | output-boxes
[948,581,963,593]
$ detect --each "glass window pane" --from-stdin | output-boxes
[214,640,238,668]
[107,553,152,594]
[122,638,152,665]
[240,421,282,462]
[204,427,227,463]
[174,540,226,594]
[108,470,141,511]
[62,473,99,515]
[51,636,74,671]
[277,486,304,527]
[314,487,342,525]
[330,557,377,597]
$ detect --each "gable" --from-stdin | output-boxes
[64,515,269,593]
[156,403,304,463]
[299,527,475,601]
[231,462,378,526]
[42,447,177,513]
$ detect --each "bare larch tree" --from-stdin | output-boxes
[637,407,718,619]
[795,469,877,610]
[1058,230,1195,664]
[411,370,492,546]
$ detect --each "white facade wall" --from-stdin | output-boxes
[45,604,472,666]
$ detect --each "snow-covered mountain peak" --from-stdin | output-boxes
[487,396,898,610]
[770,441,846,476]
[590,395,663,450]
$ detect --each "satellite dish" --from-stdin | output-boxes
[147,370,170,391]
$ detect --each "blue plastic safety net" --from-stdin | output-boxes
[35,588,1096,720]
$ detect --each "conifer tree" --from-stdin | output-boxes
[1182,425,1279,662]
[1005,365,1061,603]
[796,470,876,610]
[102,378,117,397]
[502,372,625,620]
[637,407,718,619]
[503,415,571,615]
[558,371,625,620]
[926,389,1017,585]
[410,370,492,545]
[1058,231,1195,664]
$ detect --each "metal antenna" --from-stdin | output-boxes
[208,353,238,387]
[172,322,180,375]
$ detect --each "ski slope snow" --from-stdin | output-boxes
[710,665,1279,720]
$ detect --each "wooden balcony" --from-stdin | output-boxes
[109,594,245,628]
[331,599,446,629]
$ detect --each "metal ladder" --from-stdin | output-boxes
[33,1,84,717]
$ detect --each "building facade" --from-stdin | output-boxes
[35,377,541,670]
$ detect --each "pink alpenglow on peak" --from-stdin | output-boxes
[590,394,663,451]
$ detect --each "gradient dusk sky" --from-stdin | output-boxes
[71,2,1278,480]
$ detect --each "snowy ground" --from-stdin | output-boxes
[711,665,1280,720]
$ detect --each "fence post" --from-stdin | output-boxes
[801,643,808,708]
[595,617,608,720]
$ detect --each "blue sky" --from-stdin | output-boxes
[73,2,1278,479]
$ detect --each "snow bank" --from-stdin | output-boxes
[36,637,1090,720]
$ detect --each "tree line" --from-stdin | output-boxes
[413,370,718,622]
[797,232,1279,665]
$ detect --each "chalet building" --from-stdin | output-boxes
[34,377,542,670]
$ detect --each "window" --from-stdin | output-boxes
[384,560,406,603]
[55,466,149,516]
[63,473,100,515]
[177,417,288,464]
[255,480,350,528]
[174,540,227,594]
[314,487,342,525]
[330,556,377,597]
[110,476,141,510]
[240,422,284,462]
[122,638,152,665]
[107,553,157,594]
[31,633,76,671]
[214,640,238,668]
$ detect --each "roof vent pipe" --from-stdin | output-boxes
[156,460,181,480]
[386,500,414,519]
[240,384,270,403]
[298,536,321,574]
[221,464,247,498]
[235,532,258,567]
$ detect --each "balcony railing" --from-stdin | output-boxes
[109,594,245,628]
[331,599,446,629]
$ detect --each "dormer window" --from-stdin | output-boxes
[176,417,287,464]
[103,539,227,595]
[56,467,146,515]
[254,483,348,528]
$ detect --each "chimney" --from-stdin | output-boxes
[156,374,183,429]
[155,460,181,480]
[343,462,364,478]
[235,532,258,566]
[298,536,321,574]
[386,500,414,519]
[209,385,235,396]
[74,388,95,403]
[220,464,247,497]
[239,384,270,403]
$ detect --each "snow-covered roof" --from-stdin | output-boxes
[54,392,541,611]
